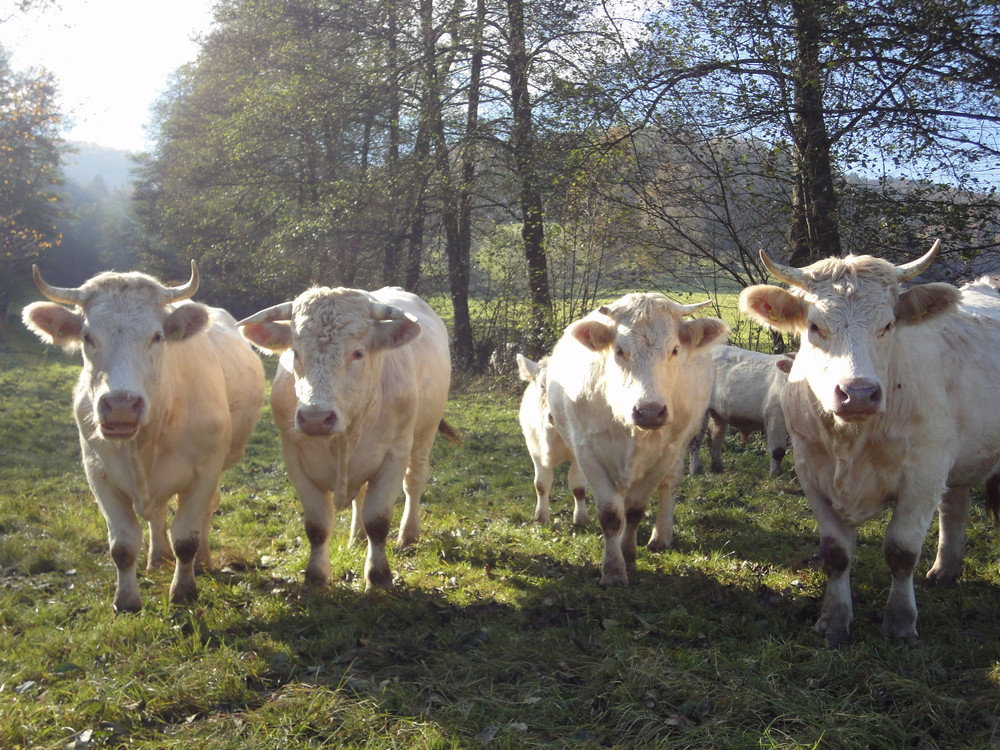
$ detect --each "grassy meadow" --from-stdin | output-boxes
[2,315,1000,749]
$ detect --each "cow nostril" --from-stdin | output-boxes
[632,403,667,428]
[297,408,338,436]
[834,381,882,413]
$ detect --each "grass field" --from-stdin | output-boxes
[2,321,1000,749]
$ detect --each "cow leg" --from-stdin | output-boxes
[168,478,220,604]
[926,485,971,585]
[648,461,684,552]
[361,463,406,590]
[808,492,857,647]
[87,467,144,612]
[882,506,934,640]
[597,496,628,585]
[196,487,221,572]
[688,425,705,476]
[531,458,555,524]
[707,414,726,473]
[398,430,436,548]
[146,501,174,570]
[348,486,368,548]
[568,460,589,526]
[765,418,788,477]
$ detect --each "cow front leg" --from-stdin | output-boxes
[816,532,856,647]
[926,485,970,585]
[361,468,404,590]
[90,476,143,612]
[882,502,936,640]
[597,498,628,586]
[168,480,220,604]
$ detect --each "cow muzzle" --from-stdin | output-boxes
[631,401,668,430]
[296,407,340,437]
[97,392,146,439]
[832,379,882,419]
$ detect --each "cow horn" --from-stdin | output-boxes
[678,299,713,316]
[160,260,200,303]
[32,265,85,306]
[759,249,808,288]
[895,239,941,282]
[372,303,407,321]
[236,302,294,326]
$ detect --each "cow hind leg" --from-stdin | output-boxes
[398,436,436,548]
[532,460,555,524]
[926,486,970,585]
[146,502,174,571]
[707,415,726,474]
[647,473,680,552]
[568,461,588,526]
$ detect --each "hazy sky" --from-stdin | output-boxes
[1,0,215,152]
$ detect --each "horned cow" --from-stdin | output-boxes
[740,241,1000,645]
[22,262,265,612]
[238,286,453,591]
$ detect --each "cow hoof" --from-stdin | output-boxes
[572,511,589,526]
[599,571,628,586]
[169,580,198,604]
[925,566,960,586]
[304,569,330,590]
[646,535,672,553]
[113,597,142,614]
[365,570,393,590]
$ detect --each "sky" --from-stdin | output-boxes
[1,0,216,153]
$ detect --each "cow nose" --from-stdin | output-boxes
[632,402,667,429]
[97,392,145,437]
[297,407,338,436]
[833,379,882,416]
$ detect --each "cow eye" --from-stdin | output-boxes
[82,332,94,347]
[878,322,894,338]
[615,346,625,359]
[152,331,164,344]
[671,346,679,357]
[808,322,827,340]
[351,349,365,361]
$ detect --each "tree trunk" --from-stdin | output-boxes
[506,0,552,357]
[788,0,841,267]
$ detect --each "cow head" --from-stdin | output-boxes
[569,293,729,431]
[739,240,960,423]
[22,262,207,440]
[239,288,421,438]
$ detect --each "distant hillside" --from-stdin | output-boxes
[62,142,133,191]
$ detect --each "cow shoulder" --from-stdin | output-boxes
[22,302,83,349]
[739,285,807,333]
[895,282,960,326]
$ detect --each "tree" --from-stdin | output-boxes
[0,44,63,316]
[614,0,1000,271]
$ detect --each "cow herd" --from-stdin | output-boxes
[21,240,1000,645]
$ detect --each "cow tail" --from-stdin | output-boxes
[438,419,463,446]
[986,474,1000,527]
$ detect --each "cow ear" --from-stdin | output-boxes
[680,317,730,349]
[372,317,421,351]
[516,353,540,382]
[22,302,83,349]
[895,283,960,325]
[570,319,614,351]
[163,303,210,341]
[239,321,292,353]
[776,357,793,374]
[739,286,807,332]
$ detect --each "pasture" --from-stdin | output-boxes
[2,324,1000,749]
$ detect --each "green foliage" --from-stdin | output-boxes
[0,43,65,315]
[3,340,1000,748]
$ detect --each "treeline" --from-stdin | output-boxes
[5,0,999,369]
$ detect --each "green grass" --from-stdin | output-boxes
[2,324,1000,748]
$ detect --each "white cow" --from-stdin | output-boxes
[688,345,792,477]
[22,262,265,612]
[238,286,453,591]
[545,293,729,585]
[516,353,588,526]
[740,240,1000,644]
